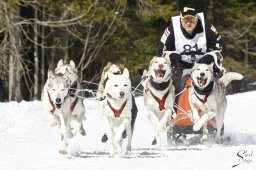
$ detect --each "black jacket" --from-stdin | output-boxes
[157,15,224,57]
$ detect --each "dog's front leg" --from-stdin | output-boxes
[215,101,226,143]
[72,101,86,136]
[58,113,69,154]
[192,106,200,123]
[193,109,217,132]
[103,116,115,157]
[126,123,132,152]
[193,96,218,131]
[148,111,162,149]
[114,118,129,150]
[189,97,200,123]
[158,108,172,131]
[201,122,208,143]
[45,110,59,127]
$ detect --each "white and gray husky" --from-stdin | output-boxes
[142,54,175,149]
[41,60,86,154]
[55,59,86,137]
[102,68,134,157]
[41,69,73,154]
[189,62,243,143]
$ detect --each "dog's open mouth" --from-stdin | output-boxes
[154,69,166,82]
[197,77,207,88]
[56,103,62,109]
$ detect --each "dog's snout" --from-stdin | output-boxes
[158,64,163,69]
[200,72,205,77]
[120,91,125,97]
[56,98,61,104]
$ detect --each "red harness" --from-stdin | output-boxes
[47,91,56,114]
[47,91,78,113]
[107,100,127,117]
[70,97,78,112]
[194,92,209,104]
[149,90,169,111]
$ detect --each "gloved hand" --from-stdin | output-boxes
[169,52,181,63]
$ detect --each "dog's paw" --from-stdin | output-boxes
[49,119,58,127]
[59,149,67,155]
[109,148,115,158]
[113,138,122,147]
[80,127,86,136]
[126,145,131,151]
[67,131,73,138]
[200,135,208,143]
[193,123,202,131]
[215,136,223,144]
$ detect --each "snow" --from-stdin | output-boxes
[0,91,256,170]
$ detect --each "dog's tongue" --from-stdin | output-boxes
[198,78,207,87]
[155,70,164,81]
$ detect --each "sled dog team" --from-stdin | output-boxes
[41,52,243,155]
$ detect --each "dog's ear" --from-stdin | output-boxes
[149,56,157,66]
[63,68,70,79]
[148,56,157,76]
[210,62,214,71]
[162,52,171,65]
[57,59,64,68]
[117,64,125,73]
[48,69,55,79]
[123,68,129,78]
[107,71,114,80]
[69,60,76,68]
[192,62,199,71]
[103,62,112,72]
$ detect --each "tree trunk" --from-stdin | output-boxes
[34,6,39,100]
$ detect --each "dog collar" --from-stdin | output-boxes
[107,100,127,117]
[193,81,214,96]
[150,78,171,91]
[193,81,214,104]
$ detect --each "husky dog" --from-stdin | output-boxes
[97,62,125,101]
[189,63,243,143]
[102,68,133,157]
[41,69,73,154]
[142,54,175,149]
[55,59,86,137]
[97,62,137,143]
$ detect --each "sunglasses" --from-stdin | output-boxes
[181,16,198,23]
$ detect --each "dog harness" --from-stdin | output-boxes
[107,100,127,117]
[149,90,169,111]
[150,78,170,91]
[193,81,214,104]
[48,90,78,114]
[47,91,56,114]
[70,97,78,112]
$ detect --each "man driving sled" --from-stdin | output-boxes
[155,3,226,144]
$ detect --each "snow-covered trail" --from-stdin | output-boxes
[0,92,255,170]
